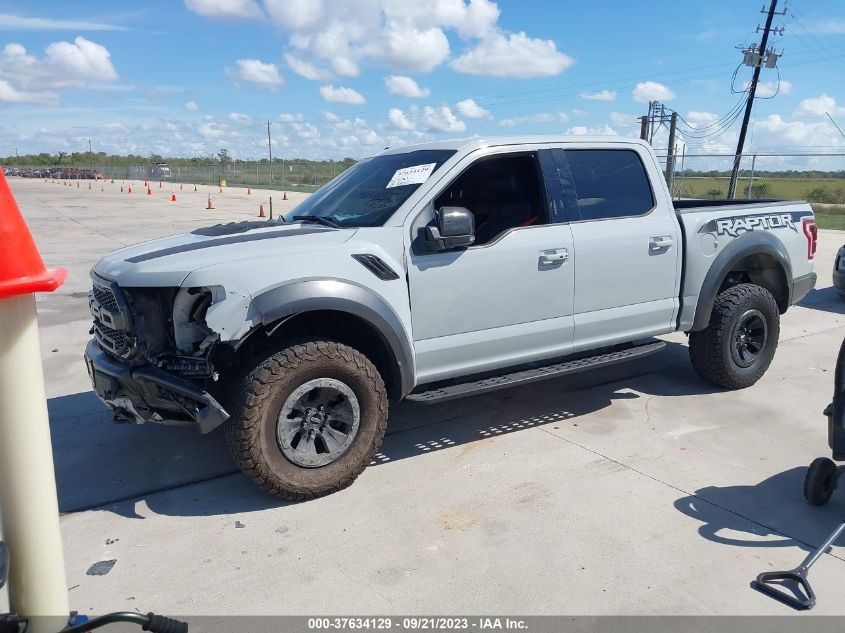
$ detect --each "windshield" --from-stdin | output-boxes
[286,149,456,227]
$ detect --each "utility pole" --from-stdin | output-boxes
[88,139,93,169]
[727,0,785,198]
[664,111,678,194]
[267,120,273,188]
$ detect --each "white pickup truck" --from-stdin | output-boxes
[84,136,817,499]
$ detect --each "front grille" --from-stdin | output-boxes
[92,284,119,312]
[94,322,128,353]
[91,276,134,357]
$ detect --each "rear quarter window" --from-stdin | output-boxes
[565,149,655,221]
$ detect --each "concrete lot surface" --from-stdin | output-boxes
[2,177,845,615]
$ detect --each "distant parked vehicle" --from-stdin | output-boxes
[78,169,104,180]
[148,162,172,179]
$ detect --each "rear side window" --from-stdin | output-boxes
[565,149,654,221]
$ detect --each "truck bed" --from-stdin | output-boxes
[674,198,788,212]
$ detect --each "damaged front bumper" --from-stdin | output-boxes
[84,339,229,434]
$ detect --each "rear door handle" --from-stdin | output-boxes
[649,236,673,253]
[539,248,568,264]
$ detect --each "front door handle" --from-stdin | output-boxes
[649,236,673,253]
[539,248,568,265]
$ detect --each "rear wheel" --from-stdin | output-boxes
[689,283,780,389]
[224,339,388,500]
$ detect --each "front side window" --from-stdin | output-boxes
[565,149,654,221]
[287,149,456,227]
[434,153,547,246]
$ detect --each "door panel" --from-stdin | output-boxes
[404,147,579,384]
[552,147,681,350]
[408,223,575,383]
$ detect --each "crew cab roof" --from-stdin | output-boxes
[377,135,651,156]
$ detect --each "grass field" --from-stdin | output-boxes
[675,176,845,203]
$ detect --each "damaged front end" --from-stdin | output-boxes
[84,273,230,433]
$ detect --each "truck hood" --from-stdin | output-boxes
[93,221,355,286]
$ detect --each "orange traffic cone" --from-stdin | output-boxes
[120,186,124,193]
[76,181,80,188]
[88,182,92,190]
[206,194,214,210]
[258,204,265,218]
[127,185,133,193]
[171,193,177,202]
[179,183,183,191]
[0,172,67,298]
[247,187,251,195]
[282,191,288,201]
[144,180,148,187]
[147,186,152,195]
[218,185,223,194]
[159,181,162,188]
[194,184,198,192]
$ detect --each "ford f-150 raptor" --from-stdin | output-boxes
[84,136,818,499]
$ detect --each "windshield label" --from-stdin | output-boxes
[386,163,437,188]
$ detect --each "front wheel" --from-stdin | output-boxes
[224,340,388,500]
[689,283,780,389]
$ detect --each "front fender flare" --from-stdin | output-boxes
[252,279,415,397]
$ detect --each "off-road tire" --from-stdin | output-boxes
[224,339,388,500]
[689,283,780,389]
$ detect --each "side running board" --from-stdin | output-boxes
[406,340,666,404]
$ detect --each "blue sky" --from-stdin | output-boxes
[0,0,843,159]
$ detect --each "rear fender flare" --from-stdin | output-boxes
[690,230,792,331]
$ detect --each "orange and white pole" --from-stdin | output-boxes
[0,172,68,632]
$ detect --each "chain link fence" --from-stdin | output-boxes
[3,160,355,194]
[657,152,845,228]
[7,152,845,226]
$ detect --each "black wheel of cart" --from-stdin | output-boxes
[804,457,839,506]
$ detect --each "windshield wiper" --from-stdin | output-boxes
[291,214,341,229]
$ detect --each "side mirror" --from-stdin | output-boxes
[425,206,475,251]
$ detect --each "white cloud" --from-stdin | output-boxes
[745,79,792,98]
[0,37,118,105]
[388,107,415,130]
[0,14,129,31]
[632,81,675,103]
[319,84,365,105]
[752,113,844,149]
[579,89,616,101]
[385,75,430,98]
[278,112,304,122]
[499,112,567,127]
[184,0,263,18]
[264,0,324,29]
[795,94,845,119]
[372,23,451,72]
[0,78,57,105]
[228,112,252,123]
[184,100,199,111]
[451,31,574,78]
[292,122,320,139]
[610,112,636,127]
[284,53,333,81]
[456,98,491,119]
[198,121,225,139]
[421,105,466,132]
[566,124,618,136]
[186,0,569,82]
[228,58,283,88]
